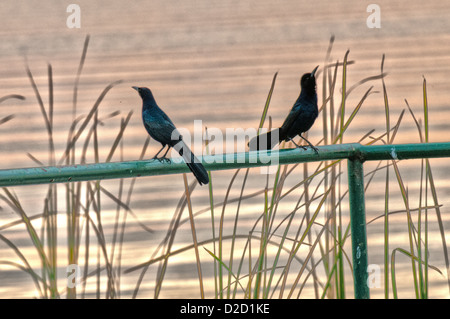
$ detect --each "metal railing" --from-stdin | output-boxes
[1,141,450,298]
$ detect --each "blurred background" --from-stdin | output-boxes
[0,0,449,298]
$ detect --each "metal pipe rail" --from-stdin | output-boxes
[1,142,450,298]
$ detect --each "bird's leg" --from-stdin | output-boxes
[289,138,308,150]
[152,145,165,159]
[160,146,172,162]
[299,134,319,155]
[152,145,171,162]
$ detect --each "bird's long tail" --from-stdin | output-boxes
[173,140,209,185]
[248,128,281,151]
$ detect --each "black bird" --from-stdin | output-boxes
[248,66,319,154]
[133,86,209,185]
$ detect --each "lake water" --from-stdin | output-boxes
[0,0,449,298]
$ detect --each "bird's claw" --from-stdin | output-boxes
[310,146,319,155]
[152,157,171,163]
[300,145,319,155]
[291,140,316,153]
[291,138,319,155]
[292,141,319,155]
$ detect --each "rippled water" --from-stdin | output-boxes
[0,0,449,298]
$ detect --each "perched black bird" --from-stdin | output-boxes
[248,66,319,154]
[133,86,209,185]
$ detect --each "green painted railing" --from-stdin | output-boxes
[1,141,450,298]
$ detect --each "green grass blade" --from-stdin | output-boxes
[183,174,204,298]
[258,72,278,130]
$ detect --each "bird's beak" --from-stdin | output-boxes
[311,65,319,77]
[132,86,139,91]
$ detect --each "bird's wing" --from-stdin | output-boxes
[143,108,180,144]
[280,103,304,135]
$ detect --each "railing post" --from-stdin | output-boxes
[347,157,370,299]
